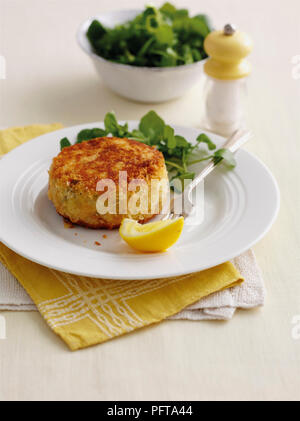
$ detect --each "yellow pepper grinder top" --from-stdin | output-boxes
[204,24,253,80]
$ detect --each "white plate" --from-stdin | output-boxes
[0,123,279,280]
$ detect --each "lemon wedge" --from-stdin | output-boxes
[119,217,184,252]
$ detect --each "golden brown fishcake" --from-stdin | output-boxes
[50,137,165,190]
[48,137,169,229]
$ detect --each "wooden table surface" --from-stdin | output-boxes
[0,0,299,401]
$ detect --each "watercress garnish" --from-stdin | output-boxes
[59,110,236,185]
[60,137,71,150]
[77,128,107,143]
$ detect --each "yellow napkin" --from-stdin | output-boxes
[0,124,244,351]
[0,123,63,154]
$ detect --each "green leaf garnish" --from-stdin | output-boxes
[164,125,176,149]
[139,110,165,141]
[104,112,129,137]
[60,137,71,150]
[213,148,236,169]
[128,129,148,142]
[104,111,120,136]
[196,133,216,150]
[175,135,190,148]
[77,128,107,143]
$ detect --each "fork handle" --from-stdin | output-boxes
[221,128,253,153]
[186,129,252,198]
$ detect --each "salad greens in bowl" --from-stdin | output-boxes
[86,3,211,68]
[77,3,212,103]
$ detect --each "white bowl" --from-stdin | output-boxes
[76,9,206,103]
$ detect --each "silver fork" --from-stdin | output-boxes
[161,129,253,220]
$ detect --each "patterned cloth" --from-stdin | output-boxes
[0,242,243,350]
[0,249,265,321]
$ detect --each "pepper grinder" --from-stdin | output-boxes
[203,24,253,136]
